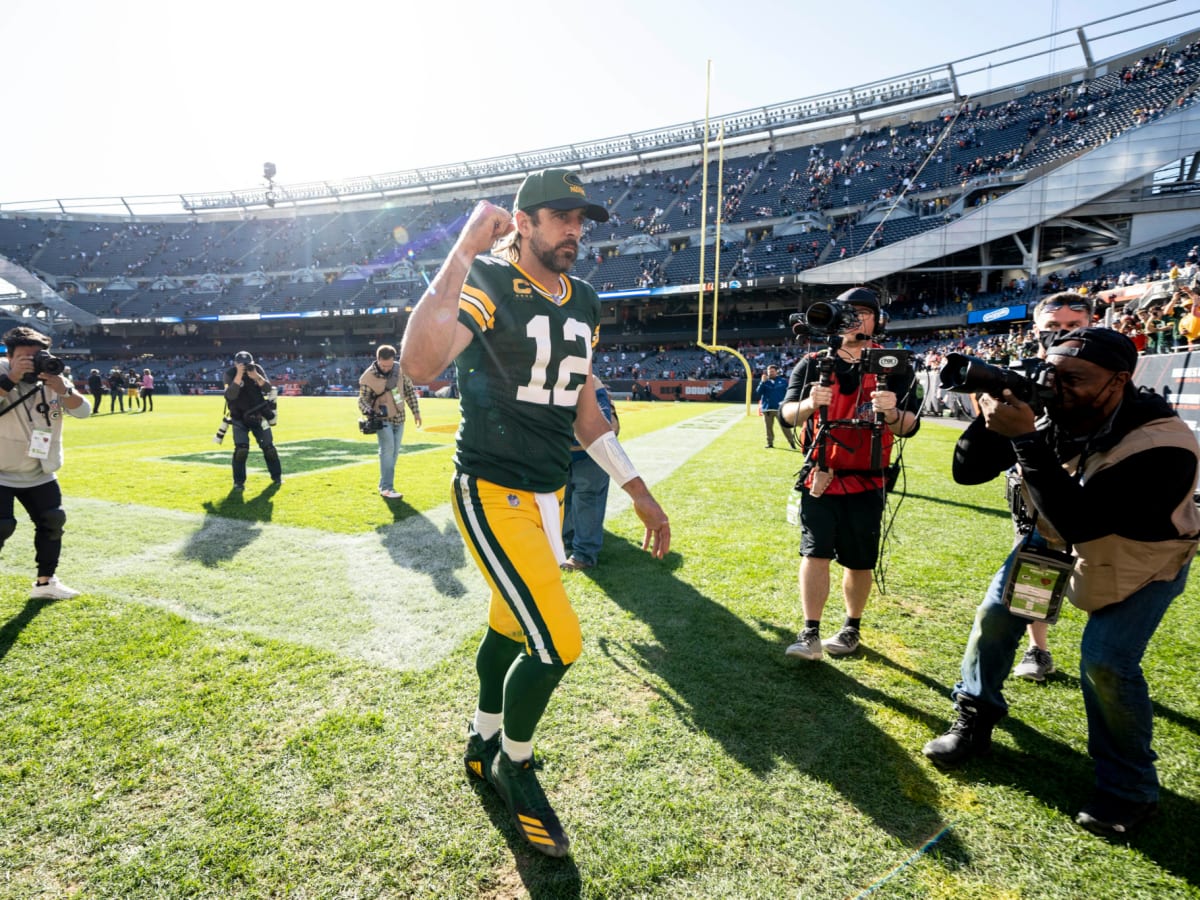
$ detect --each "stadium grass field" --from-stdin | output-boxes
[2,393,1198,899]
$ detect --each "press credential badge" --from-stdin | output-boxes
[28,428,51,460]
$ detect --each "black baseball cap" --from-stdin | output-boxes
[1047,327,1137,373]
[836,286,880,315]
[515,168,609,223]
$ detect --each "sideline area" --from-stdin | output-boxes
[0,407,744,670]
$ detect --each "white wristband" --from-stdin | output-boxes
[586,430,640,487]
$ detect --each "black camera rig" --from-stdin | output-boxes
[788,299,864,338]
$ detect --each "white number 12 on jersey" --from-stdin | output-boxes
[516,314,592,407]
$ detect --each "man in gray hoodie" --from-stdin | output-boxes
[0,326,91,599]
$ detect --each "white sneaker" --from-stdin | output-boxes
[785,627,823,660]
[379,489,403,499]
[31,576,81,600]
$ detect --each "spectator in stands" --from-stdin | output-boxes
[223,351,282,490]
[779,287,921,661]
[357,344,421,500]
[107,368,126,413]
[1140,295,1173,354]
[86,369,104,415]
[754,364,797,449]
[1177,287,1200,349]
[561,376,618,571]
[0,326,91,600]
[140,369,155,412]
[923,327,1199,838]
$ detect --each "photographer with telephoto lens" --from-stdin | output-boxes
[0,326,91,599]
[924,327,1200,838]
[223,350,282,491]
[358,344,421,500]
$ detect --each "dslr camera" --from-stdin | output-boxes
[20,349,66,383]
[359,409,388,435]
[938,353,1055,415]
[789,300,862,337]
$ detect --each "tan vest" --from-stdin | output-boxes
[1026,417,1200,612]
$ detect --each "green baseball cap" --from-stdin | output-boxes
[515,168,609,223]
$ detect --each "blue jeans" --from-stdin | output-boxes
[955,540,1190,803]
[562,455,610,567]
[376,421,405,491]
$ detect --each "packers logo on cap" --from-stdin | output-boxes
[563,172,586,196]
[516,168,609,223]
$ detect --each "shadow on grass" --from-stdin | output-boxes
[0,597,59,663]
[589,540,966,863]
[467,778,582,899]
[375,501,471,599]
[180,483,280,567]
[846,621,1200,885]
[901,492,1012,520]
[926,710,1200,886]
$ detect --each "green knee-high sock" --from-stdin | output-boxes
[502,653,570,743]
[476,627,524,715]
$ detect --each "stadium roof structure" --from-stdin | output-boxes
[4,4,1200,338]
[3,4,1196,218]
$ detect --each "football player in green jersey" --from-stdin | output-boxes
[401,169,670,858]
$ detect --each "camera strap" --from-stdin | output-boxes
[0,382,52,428]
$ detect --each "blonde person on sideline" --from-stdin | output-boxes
[358,344,421,500]
[400,168,670,858]
[0,326,91,599]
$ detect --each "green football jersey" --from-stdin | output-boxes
[454,255,601,492]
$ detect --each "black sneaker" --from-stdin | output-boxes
[489,750,570,857]
[1014,647,1055,682]
[1075,791,1158,837]
[463,724,500,784]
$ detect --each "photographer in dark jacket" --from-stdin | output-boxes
[223,350,282,490]
[86,369,104,415]
[107,368,126,413]
[923,327,1200,837]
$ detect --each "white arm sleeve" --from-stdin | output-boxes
[586,430,640,487]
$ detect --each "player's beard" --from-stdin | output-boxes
[528,231,578,274]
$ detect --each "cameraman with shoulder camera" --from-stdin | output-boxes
[923,327,1200,837]
[779,287,921,661]
[223,350,282,490]
[358,344,421,499]
[0,326,91,599]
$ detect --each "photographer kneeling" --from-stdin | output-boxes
[0,326,91,599]
[223,350,282,490]
[358,344,421,500]
[923,327,1200,838]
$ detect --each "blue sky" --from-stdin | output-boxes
[0,0,1192,206]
